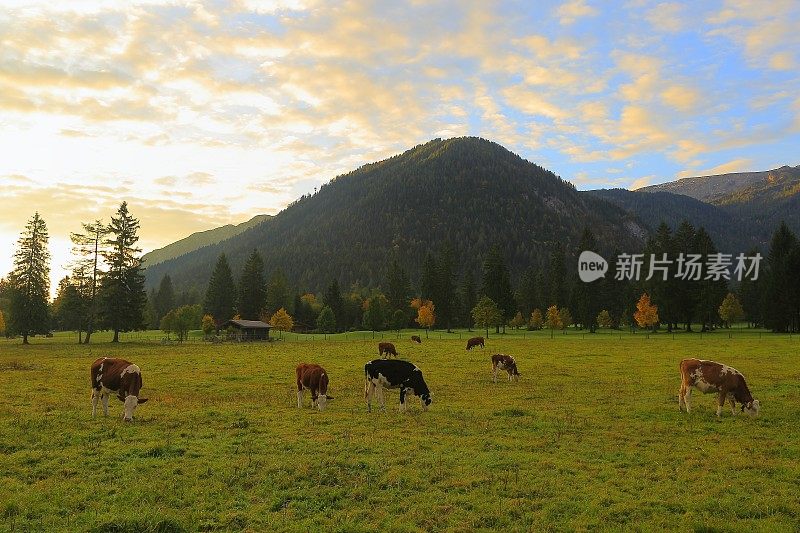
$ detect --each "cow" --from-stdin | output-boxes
[296,363,333,411]
[410,335,422,344]
[679,358,760,417]
[364,359,431,412]
[466,336,485,350]
[90,357,148,422]
[491,354,520,383]
[378,342,398,358]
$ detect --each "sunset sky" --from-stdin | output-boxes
[1,0,798,294]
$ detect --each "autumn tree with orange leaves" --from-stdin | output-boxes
[634,293,659,331]
[412,298,435,338]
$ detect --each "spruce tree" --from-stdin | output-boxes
[460,270,477,330]
[238,250,266,320]
[420,253,438,302]
[154,274,175,326]
[574,228,601,332]
[265,268,290,316]
[70,220,108,344]
[436,243,458,332]
[548,245,566,307]
[9,212,51,344]
[481,244,515,333]
[763,222,797,332]
[385,260,411,312]
[323,279,344,331]
[99,202,146,342]
[204,253,237,330]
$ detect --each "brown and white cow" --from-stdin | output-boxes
[491,354,520,383]
[679,358,760,417]
[296,363,333,411]
[91,357,148,421]
[410,335,422,344]
[378,342,398,358]
[466,336,484,350]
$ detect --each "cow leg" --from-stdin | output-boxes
[716,392,726,417]
[297,389,303,408]
[101,392,110,416]
[378,385,386,411]
[492,366,498,383]
[399,387,407,412]
[683,387,691,413]
[729,397,737,416]
[507,370,513,381]
[365,381,375,412]
[91,389,99,417]
[311,392,318,409]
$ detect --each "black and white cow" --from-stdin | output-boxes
[91,357,148,421]
[364,359,432,412]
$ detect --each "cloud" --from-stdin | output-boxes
[676,158,753,178]
[631,175,656,189]
[645,3,686,32]
[556,0,598,25]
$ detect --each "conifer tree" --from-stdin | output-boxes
[481,244,515,333]
[9,212,51,344]
[204,253,237,331]
[99,202,146,342]
[238,249,267,320]
[70,220,108,343]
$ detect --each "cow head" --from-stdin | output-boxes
[316,394,329,411]
[743,399,760,416]
[420,392,432,411]
[123,395,148,421]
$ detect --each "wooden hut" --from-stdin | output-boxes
[225,319,271,341]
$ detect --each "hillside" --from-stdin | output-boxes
[637,165,800,242]
[144,137,647,293]
[142,214,271,267]
[584,189,761,252]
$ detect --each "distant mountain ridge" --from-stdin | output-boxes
[144,137,647,293]
[142,214,271,267]
[634,165,800,246]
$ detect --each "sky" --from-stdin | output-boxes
[1,0,798,296]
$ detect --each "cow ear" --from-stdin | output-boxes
[138,398,149,404]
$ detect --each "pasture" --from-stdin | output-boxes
[1,331,799,532]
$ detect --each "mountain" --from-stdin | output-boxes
[144,137,647,293]
[142,215,271,267]
[637,165,800,245]
[583,189,761,252]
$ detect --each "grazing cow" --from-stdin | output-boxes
[491,354,520,383]
[410,335,422,344]
[679,358,760,417]
[378,342,398,358]
[364,359,431,412]
[90,357,148,421]
[466,336,485,350]
[296,363,333,411]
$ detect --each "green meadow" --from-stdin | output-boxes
[1,330,799,532]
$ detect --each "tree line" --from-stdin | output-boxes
[3,211,799,342]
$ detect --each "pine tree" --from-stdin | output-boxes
[436,243,458,332]
[481,244,515,333]
[548,245,566,307]
[52,276,87,342]
[70,220,108,344]
[265,269,290,316]
[9,212,51,344]
[763,222,798,332]
[323,279,344,331]
[238,250,267,320]
[385,260,411,312]
[460,270,477,331]
[154,274,175,327]
[204,253,237,330]
[673,220,698,331]
[99,202,146,342]
[420,253,438,301]
[694,228,727,332]
[574,228,601,332]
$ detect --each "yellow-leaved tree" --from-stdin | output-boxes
[545,305,562,338]
[597,310,613,329]
[529,308,543,330]
[414,299,435,338]
[201,314,215,338]
[510,311,526,330]
[634,293,659,331]
[269,307,294,339]
[718,293,745,329]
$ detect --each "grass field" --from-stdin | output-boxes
[1,329,799,532]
